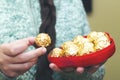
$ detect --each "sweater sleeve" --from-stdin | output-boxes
[0,71,17,80]
[0,64,36,80]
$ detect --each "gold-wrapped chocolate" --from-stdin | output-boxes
[61,41,79,56]
[73,35,84,45]
[87,31,110,50]
[87,31,98,42]
[73,35,95,56]
[49,31,111,57]
[50,48,64,57]
[73,35,85,50]
[79,38,95,56]
[35,33,51,47]
[94,32,110,50]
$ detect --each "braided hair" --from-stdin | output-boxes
[35,0,56,80]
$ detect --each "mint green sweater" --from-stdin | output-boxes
[0,0,105,80]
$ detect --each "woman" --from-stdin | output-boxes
[0,0,105,80]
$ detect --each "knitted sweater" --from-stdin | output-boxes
[0,0,104,80]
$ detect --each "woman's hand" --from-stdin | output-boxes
[49,63,102,74]
[0,37,46,77]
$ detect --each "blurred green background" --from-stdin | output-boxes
[87,0,120,80]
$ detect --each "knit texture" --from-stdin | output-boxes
[0,0,104,80]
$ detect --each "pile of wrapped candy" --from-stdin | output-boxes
[50,31,111,57]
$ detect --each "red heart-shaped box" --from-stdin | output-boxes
[48,33,116,68]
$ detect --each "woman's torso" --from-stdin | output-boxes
[0,0,104,80]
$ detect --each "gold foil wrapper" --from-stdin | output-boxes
[73,35,84,45]
[87,31,110,50]
[73,35,95,56]
[50,48,64,57]
[61,41,79,56]
[73,35,85,50]
[87,31,98,42]
[79,39,95,56]
[94,32,110,50]
[35,33,51,47]
[49,31,111,57]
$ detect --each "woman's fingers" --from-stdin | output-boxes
[86,65,100,74]
[1,61,36,77]
[76,65,101,74]
[0,37,35,56]
[49,64,101,74]
[0,37,47,77]
[11,47,46,63]
[76,67,85,74]
[49,63,61,72]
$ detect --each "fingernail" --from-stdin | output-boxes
[41,47,47,53]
